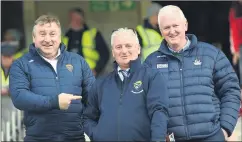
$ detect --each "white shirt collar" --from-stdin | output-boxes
[117,66,130,81]
[167,36,191,53]
[41,49,61,62]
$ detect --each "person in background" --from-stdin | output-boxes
[83,28,169,141]
[1,43,18,122]
[63,8,110,77]
[145,5,241,141]
[2,29,26,60]
[229,0,242,118]
[136,3,164,61]
[9,14,95,141]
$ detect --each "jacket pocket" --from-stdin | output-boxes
[24,115,37,127]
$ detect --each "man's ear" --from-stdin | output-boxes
[185,21,188,32]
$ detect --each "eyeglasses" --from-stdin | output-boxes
[112,27,137,35]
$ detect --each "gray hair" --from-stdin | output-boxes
[111,27,139,47]
[158,5,187,27]
[32,14,61,37]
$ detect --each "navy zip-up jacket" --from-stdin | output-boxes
[144,34,241,140]
[9,43,95,141]
[83,58,169,141]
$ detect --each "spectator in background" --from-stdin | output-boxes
[136,3,164,61]
[1,42,18,122]
[229,1,242,118]
[2,29,26,60]
[63,8,110,77]
[229,1,242,82]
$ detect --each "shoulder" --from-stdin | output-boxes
[196,41,221,58]
[95,72,115,86]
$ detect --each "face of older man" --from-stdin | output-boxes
[159,10,188,51]
[33,22,61,59]
[111,30,140,70]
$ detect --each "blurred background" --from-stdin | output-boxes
[1,1,241,141]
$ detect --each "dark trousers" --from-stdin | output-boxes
[178,129,225,142]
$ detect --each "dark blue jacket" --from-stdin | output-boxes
[9,43,95,141]
[83,58,169,141]
[144,34,241,140]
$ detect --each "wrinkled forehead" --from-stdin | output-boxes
[35,22,60,31]
[113,32,137,44]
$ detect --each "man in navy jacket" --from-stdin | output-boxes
[83,27,169,141]
[9,14,95,141]
[145,5,241,141]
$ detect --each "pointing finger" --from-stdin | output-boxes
[70,95,82,100]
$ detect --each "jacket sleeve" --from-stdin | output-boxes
[94,31,110,75]
[147,71,169,141]
[213,50,241,137]
[81,57,96,106]
[82,81,100,140]
[143,54,153,68]
[9,60,59,112]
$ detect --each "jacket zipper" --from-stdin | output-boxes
[179,55,189,139]
[118,78,125,141]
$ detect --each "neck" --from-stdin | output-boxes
[120,65,129,70]
[39,49,58,60]
[169,38,187,52]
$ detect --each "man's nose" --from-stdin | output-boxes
[121,46,128,53]
[44,35,51,42]
[170,27,176,34]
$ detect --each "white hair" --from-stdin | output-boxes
[158,5,187,27]
[111,27,139,47]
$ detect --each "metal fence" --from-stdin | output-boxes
[1,109,25,141]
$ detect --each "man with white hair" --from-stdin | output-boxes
[145,5,241,141]
[83,28,169,141]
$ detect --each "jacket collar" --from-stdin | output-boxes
[113,57,142,74]
[158,34,198,56]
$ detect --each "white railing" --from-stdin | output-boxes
[1,109,25,141]
[1,109,90,141]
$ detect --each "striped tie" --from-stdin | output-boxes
[120,70,130,82]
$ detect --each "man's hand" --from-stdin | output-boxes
[1,88,9,96]
[232,52,240,65]
[221,128,228,141]
[58,93,82,110]
[92,69,97,76]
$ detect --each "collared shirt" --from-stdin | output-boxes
[117,66,130,81]
[41,49,61,73]
[167,36,191,53]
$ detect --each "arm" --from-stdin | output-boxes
[213,50,241,137]
[82,81,100,140]
[9,60,59,112]
[147,71,169,141]
[94,31,110,75]
[143,54,153,68]
[81,57,96,106]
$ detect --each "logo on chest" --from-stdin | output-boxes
[193,58,202,66]
[131,80,144,94]
[66,64,73,72]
